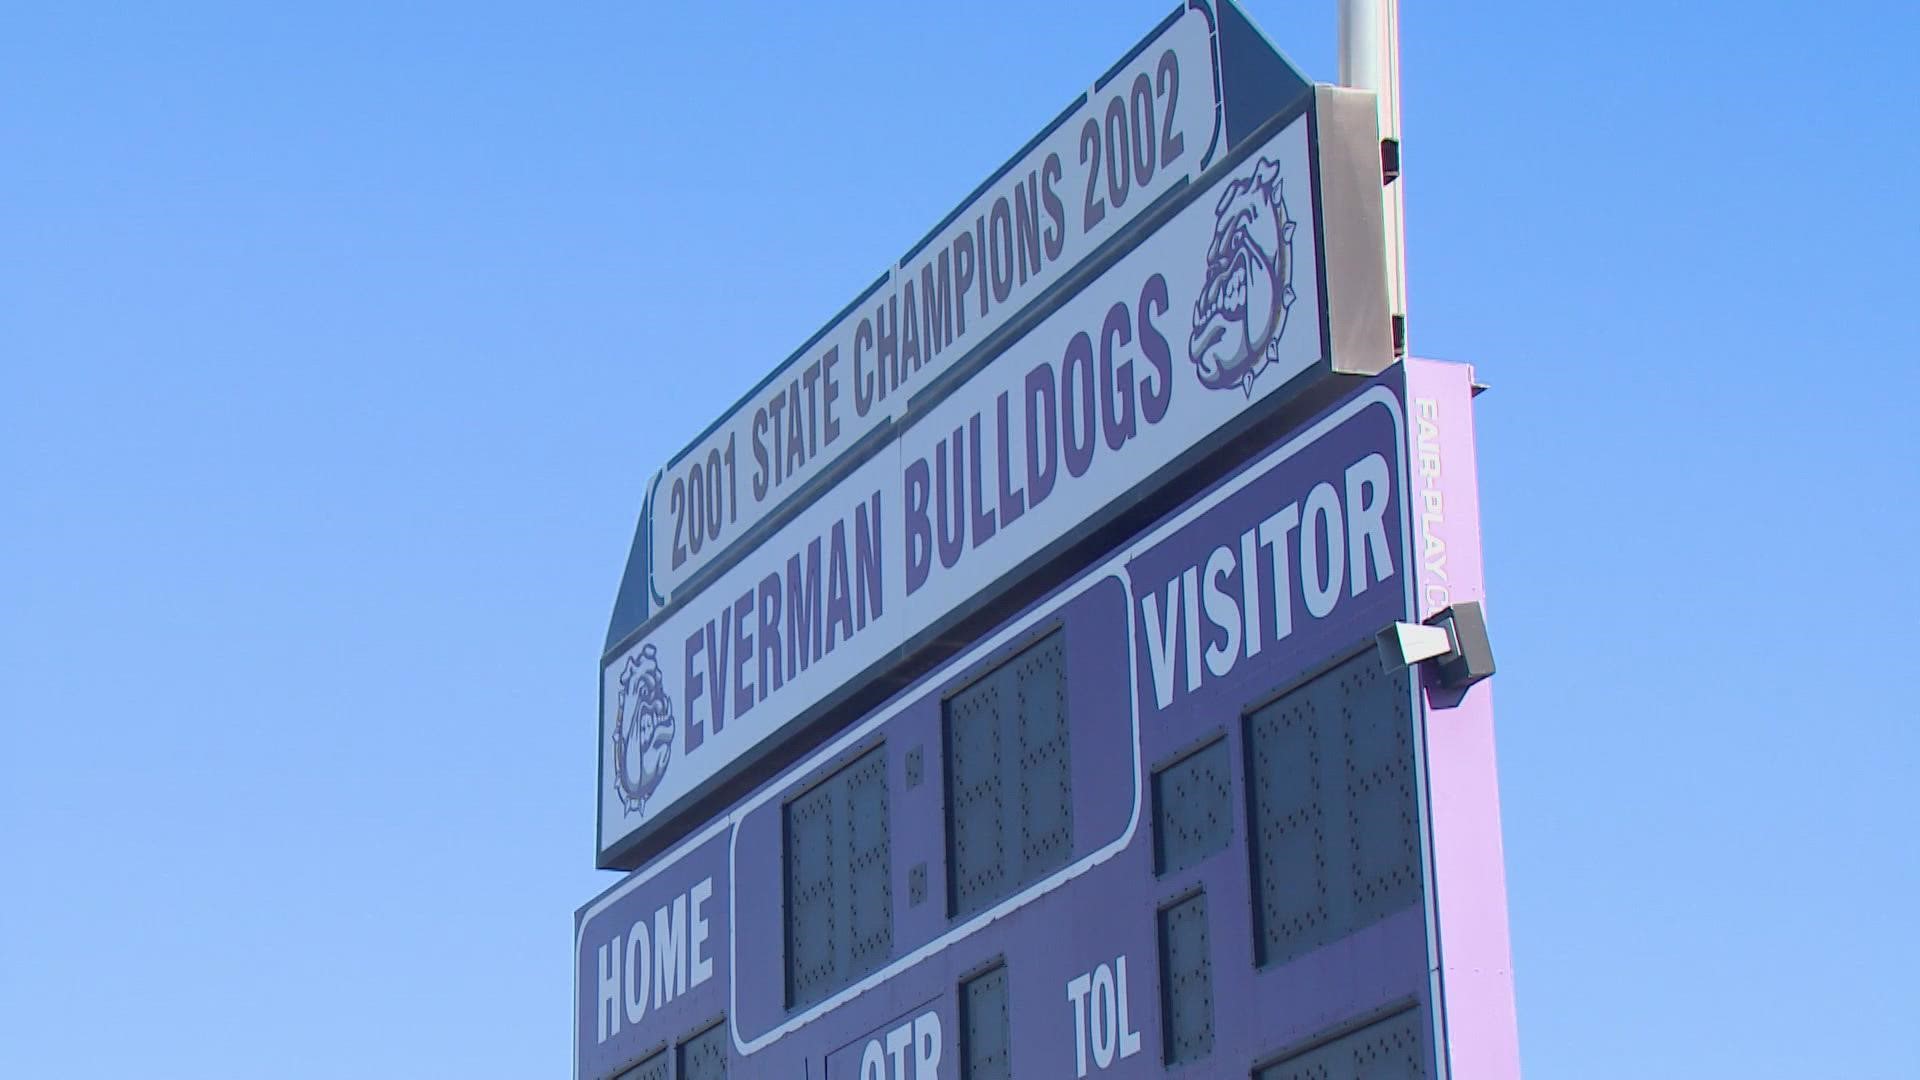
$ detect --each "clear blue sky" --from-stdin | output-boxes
[3,3,1914,1077]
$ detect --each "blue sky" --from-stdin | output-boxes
[2,2,1914,1077]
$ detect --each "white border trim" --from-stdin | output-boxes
[727,567,1139,1054]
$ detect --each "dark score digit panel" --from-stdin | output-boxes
[784,746,893,1009]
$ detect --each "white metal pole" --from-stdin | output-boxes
[1339,0,1407,356]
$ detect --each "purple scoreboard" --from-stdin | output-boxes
[581,5,1518,1079]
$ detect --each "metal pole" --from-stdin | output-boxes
[1339,0,1406,356]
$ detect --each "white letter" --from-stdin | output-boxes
[595,937,621,1043]
[1345,452,1393,596]
[886,1022,913,1080]
[861,1039,887,1080]
[1067,973,1093,1077]
[1239,528,1262,659]
[654,894,687,1006]
[1301,482,1345,618]
[1115,955,1141,1059]
[1091,963,1116,1068]
[1140,577,1181,711]
[1257,504,1299,642]
[913,1011,943,1079]
[689,878,714,987]
[624,920,651,1025]
[1201,545,1242,678]
[1180,566,1202,693]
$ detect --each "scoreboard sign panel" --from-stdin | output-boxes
[619,0,1314,627]
[599,80,1393,868]
[577,369,1519,1078]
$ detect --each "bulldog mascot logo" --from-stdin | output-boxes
[611,643,676,816]
[1188,156,1297,395]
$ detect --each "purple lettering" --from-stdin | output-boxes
[783,383,805,480]
[1099,300,1138,450]
[935,427,965,571]
[731,591,754,720]
[704,609,730,734]
[1138,274,1173,424]
[821,346,842,445]
[876,296,899,403]
[919,252,953,359]
[974,214,991,319]
[995,391,1027,529]
[1062,331,1097,478]
[904,458,932,596]
[1013,171,1043,286]
[952,232,975,336]
[1040,152,1066,261]
[800,359,822,457]
[756,572,782,702]
[1025,363,1059,507]
[854,491,883,629]
[988,197,1015,304]
[854,317,876,417]
[967,413,996,549]
[683,628,706,753]
[750,409,770,501]
[785,539,823,680]
[826,520,854,652]
[767,391,787,487]
[900,277,923,375]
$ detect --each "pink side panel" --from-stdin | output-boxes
[1404,358,1522,1079]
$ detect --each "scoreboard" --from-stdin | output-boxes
[579,3,1519,1078]
[577,364,1517,1078]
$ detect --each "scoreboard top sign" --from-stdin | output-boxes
[607,0,1314,650]
[598,1,1394,869]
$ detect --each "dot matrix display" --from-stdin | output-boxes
[784,746,892,1008]
[944,631,1074,919]
[1247,653,1419,969]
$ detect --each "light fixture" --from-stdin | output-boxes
[1374,601,1495,690]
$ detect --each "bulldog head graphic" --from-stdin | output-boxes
[1188,156,1297,395]
[612,644,675,816]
